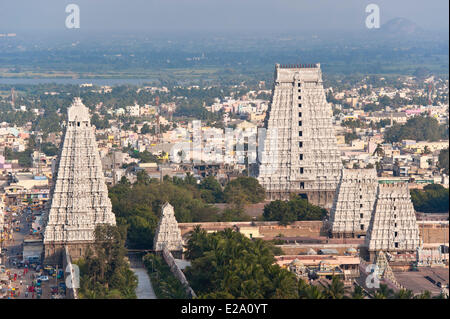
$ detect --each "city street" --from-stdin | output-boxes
[1,205,65,299]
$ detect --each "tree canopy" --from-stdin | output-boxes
[438,148,449,174]
[223,177,265,206]
[384,116,448,143]
[184,227,298,299]
[76,224,138,299]
[410,184,449,213]
[263,195,327,225]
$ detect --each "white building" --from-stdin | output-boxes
[126,104,140,117]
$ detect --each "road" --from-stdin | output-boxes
[128,253,157,299]
[1,205,65,299]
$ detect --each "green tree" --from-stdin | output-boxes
[324,276,347,299]
[223,177,265,205]
[76,224,138,299]
[263,195,327,225]
[438,148,449,174]
[184,228,298,299]
[199,176,224,203]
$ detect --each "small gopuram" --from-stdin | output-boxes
[153,202,183,258]
[365,183,421,261]
[44,98,116,264]
[258,63,342,209]
[329,168,378,238]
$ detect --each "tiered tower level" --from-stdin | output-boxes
[365,183,420,259]
[258,64,342,208]
[329,168,378,238]
[44,98,116,263]
[153,202,183,258]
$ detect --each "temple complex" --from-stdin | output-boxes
[258,63,342,209]
[365,183,421,261]
[43,98,116,263]
[329,168,378,238]
[153,202,183,257]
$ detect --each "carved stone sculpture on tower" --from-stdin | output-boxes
[258,64,342,209]
[329,168,378,238]
[365,183,421,260]
[44,98,116,263]
[153,202,183,254]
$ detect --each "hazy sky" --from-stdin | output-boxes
[0,0,448,34]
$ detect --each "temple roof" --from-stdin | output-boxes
[68,97,91,123]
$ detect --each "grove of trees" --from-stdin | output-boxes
[384,116,448,143]
[410,184,449,213]
[263,195,327,225]
[184,227,299,298]
[76,225,138,299]
[108,174,265,249]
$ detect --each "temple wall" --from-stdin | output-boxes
[418,222,449,244]
[178,220,325,238]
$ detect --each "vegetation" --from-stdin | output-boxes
[184,227,298,298]
[41,142,59,156]
[199,176,224,203]
[371,284,438,299]
[108,174,265,249]
[263,195,327,225]
[344,131,358,144]
[108,174,219,249]
[384,116,448,143]
[130,150,160,163]
[438,148,449,174]
[410,184,449,213]
[4,146,33,167]
[76,225,138,299]
[223,177,266,206]
[342,119,366,129]
[143,253,189,299]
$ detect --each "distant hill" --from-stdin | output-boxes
[379,17,426,38]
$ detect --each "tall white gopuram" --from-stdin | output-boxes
[0,196,4,232]
[329,168,378,238]
[258,64,342,208]
[365,183,421,260]
[153,202,183,255]
[44,98,116,262]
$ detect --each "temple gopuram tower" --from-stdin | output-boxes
[365,183,421,261]
[329,168,378,238]
[153,202,183,258]
[258,64,342,208]
[44,98,116,263]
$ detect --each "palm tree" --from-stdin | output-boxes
[372,283,393,299]
[325,276,346,299]
[301,285,326,299]
[351,285,365,299]
[185,172,196,185]
[394,289,414,299]
[415,290,431,299]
